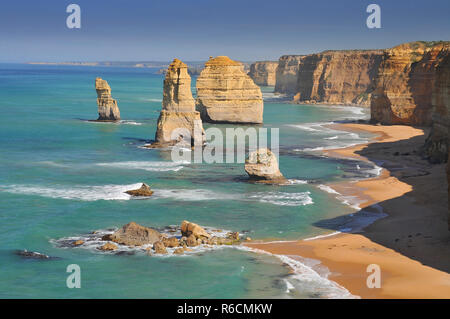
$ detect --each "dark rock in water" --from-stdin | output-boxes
[101,234,113,241]
[114,251,135,256]
[110,222,162,246]
[125,183,154,197]
[14,250,58,260]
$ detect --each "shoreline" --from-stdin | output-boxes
[246,123,450,299]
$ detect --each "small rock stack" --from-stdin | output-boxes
[95,77,121,121]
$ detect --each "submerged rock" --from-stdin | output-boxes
[95,77,120,121]
[245,148,286,183]
[110,222,162,246]
[125,183,154,197]
[152,58,205,148]
[73,240,84,246]
[196,56,263,124]
[14,250,57,260]
[181,220,211,239]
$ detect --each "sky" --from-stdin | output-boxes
[0,0,449,62]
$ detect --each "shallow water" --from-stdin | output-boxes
[0,64,378,298]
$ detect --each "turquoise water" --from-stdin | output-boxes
[0,64,376,298]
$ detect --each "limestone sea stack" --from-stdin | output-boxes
[153,59,205,147]
[274,55,304,95]
[371,41,450,125]
[244,148,286,183]
[95,77,120,121]
[248,61,278,86]
[196,56,263,124]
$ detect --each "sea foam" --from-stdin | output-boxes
[96,161,188,172]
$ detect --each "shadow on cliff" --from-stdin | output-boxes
[312,132,450,273]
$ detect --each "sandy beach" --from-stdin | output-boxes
[246,123,450,299]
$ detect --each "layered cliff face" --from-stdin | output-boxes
[274,55,304,95]
[294,50,384,106]
[424,52,450,163]
[95,77,120,121]
[154,59,204,147]
[371,41,450,125]
[196,56,263,124]
[248,61,278,86]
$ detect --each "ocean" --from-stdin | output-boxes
[0,64,379,298]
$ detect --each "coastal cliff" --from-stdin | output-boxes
[274,55,304,95]
[196,56,263,124]
[294,50,384,106]
[423,52,450,163]
[371,41,450,125]
[248,61,278,86]
[153,59,204,147]
[95,78,120,121]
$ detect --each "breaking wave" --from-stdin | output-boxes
[96,161,189,172]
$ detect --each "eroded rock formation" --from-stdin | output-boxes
[294,50,384,106]
[62,221,246,255]
[248,61,278,86]
[125,183,154,197]
[245,148,285,183]
[424,52,450,163]
[153,59,204,147]
[371,41,450,125]
[181,220,210,239]
[274,55,304,95]
[110,222,162,246]
[196,56,263,124]
[95,77,120,121]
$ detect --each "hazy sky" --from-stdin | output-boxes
[1,0,449,62]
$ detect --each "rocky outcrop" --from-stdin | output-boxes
[110,222,162,246]
[99,242,118,251]
[61,221,245,255]
[152,241,167,254]
[245,148,285,183]
[371,41,450,125]
[424,52,450,163]
[153,59,205,147]
[274,55,304,95]
[181,220,210,239]
[196,56,263,124]
[248,61,278,86]
[294,50,384,106]
[125,183,154,197]
[95,77,120,121]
